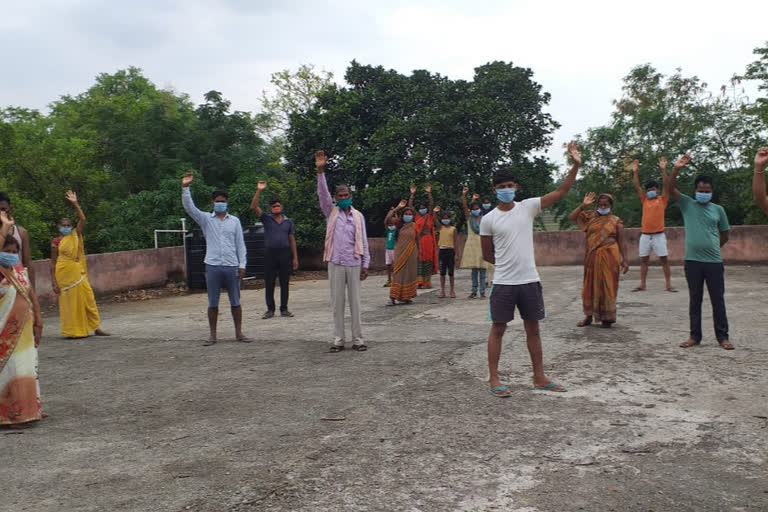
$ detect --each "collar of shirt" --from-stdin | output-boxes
[210,212,231,219]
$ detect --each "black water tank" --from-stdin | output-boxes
[185,225,266,289]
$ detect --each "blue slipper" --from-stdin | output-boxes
[490,385,512,398]
[534,382,567,393]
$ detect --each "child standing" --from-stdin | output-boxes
[434,206,457,298]
[460,189,488,299]
[384,208,398,287]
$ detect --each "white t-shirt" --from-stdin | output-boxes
[479,198,541,285]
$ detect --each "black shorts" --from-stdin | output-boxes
[439,248,455,276]
[489,282,545,323]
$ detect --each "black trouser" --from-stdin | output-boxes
[439,248,455,276]
[684,260,729,343]
[265,248,292,312]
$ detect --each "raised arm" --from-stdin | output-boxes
[461,187,470,220]
[540,141,582,210]
[659,157,670,201]
[66,190,86,235]
[181,172,208,226]
[631,159,645,202]
[667,154,691,202]
[568,193,595,222]
[408,184,416,210]
[425,184,434,212]
[315,150,333,217]
[386,200,407,224]
[753,147,768,215]
[432,206,441,228]
[250,181,267,218]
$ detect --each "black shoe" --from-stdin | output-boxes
[262,310,275,319]
[280,310,294,318]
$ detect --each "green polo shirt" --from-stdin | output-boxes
[678,194,730,263]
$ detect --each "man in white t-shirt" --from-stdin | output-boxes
[480,141,582,397]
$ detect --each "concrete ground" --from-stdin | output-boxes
[2,266,768,512]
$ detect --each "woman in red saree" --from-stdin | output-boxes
[387,202,419,305]
[0,213,44,428]
[409,183,438,288]
[568,193,629,328]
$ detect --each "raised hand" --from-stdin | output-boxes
[424,184,432,194]
[632,159,639,173]
[410,184,417,195]
[397,199,407,209]
[658,157,667,170]
[472,193,480,201]
[65,190,78,204]
[257,181,267,191]
[755,147,768,170]
[674,154,692,169]
[0,211,14,228]
[568,141,582,166]
[314,150,327,171]
[462,186,469,195]
[433,206,441,213]
[582,192,596,206]
[182,172,194,188]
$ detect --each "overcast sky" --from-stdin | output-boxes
[3,0,767,164]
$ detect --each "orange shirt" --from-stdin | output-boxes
[641,196,668,233]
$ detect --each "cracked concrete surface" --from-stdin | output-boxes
[2,266,767,511]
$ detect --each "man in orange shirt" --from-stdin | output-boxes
[631,158,677,292]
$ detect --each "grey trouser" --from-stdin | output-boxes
[328,262,363,345]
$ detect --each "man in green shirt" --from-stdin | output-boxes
[668,155,733,350]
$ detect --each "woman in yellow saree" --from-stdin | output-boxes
[387,202,419,306]
[51,191,109,338]
[0,213,44,428]
[569,193,629,328]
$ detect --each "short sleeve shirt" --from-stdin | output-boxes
[677,195,730,263]
[641,195,668,234]
[385,228,397,250]
[261,213,294,250]
[438,225,456,249]
[479,198,542,285]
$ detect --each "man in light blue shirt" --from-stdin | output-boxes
[182,172,248,346]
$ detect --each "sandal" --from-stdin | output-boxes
[203,338,217,346]
[534,381,567,393]
[577,317,592,327]
[719,341,735,350]
[490,385,512,398]
[329,345,345,353]
[680,339,699,348]
[352,344,368,352]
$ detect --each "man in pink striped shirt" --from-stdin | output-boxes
[315,150,371,353]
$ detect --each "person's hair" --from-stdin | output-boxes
[59,217,72,226]
[493,168,519,186]
[269,197,281,206]
[694,175,713,187]
[335,184,350,195]
[402,207,414,215]
[598,194,614,206]
[0,192,10,205]
[481,196,491,203]
[441,212,451,219]
[645,180,659,190]
[2,237,20,252]
[470,201,481,210]
[212,190,229,200]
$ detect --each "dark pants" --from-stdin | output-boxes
[439,248,455,276]
[265,248,292,312]
[684,260,729,343]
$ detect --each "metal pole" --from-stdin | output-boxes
[181,218,187,284]
[154,231,158,249]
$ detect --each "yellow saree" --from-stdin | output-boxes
[578,211,623,324]
[0,266,42,425]
[54,232,100,338]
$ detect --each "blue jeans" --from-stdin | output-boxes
[205,265,241,308]
[471,268,487,295]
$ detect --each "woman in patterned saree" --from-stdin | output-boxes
[387,201,419,305]
[569,192,629,328]
[409,184,438,289]
[51,190,109,338]
[0,212,44,428]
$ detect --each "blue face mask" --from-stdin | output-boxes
[0,252,19,268]
[695,192,712,204]
[496,188,516,203]
[646,190,657,199]
[471,209,482,217]
[337,198,352,210]
[402,215,414,223]
[597,207,611,216]
[482,203,491,210]
[59,226,73,235]
[213,202,228,213]
[441,219,451,225]
[418,208,428,216]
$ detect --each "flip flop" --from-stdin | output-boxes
[680,339,699,348]
[490,385,512,398]
[237,336,252,343]
[203,339,217,346]
[352,344,368,352]
[533,382,567,393]
[329,345,345,353]
[719,341,735,350]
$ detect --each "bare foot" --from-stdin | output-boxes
[666,287,678,293]
[719,341,735,350]
[680,338,698,348]
[449,291,456,298]
[577,316,592,327]
[631,287,646,292]
[437,292,446,299]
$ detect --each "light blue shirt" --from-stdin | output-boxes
[182,188,247,269]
